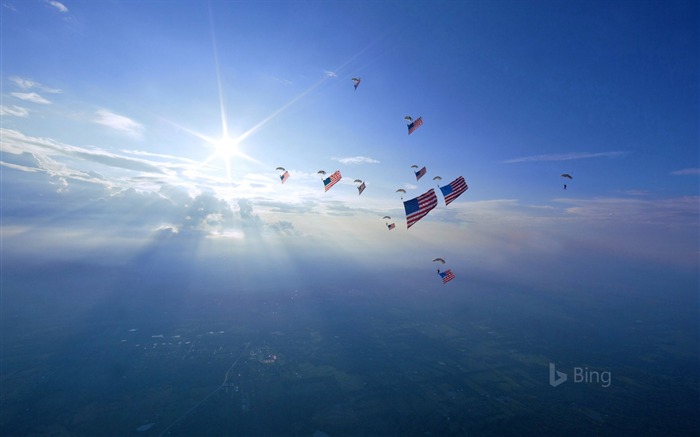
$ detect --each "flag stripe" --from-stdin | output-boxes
[358,181,366,195]
[403,188,438,228]
[440,176,468,205]
[414,166,426,181]
[407,116,423,135]
[440,269,455,284]
[280,170,290,184]
[323,170,342,191]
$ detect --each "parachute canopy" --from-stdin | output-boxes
[396,189,407,194]
[561,173,573,179]
[275,166,285,171]
[410,165,419,169]
[317,170,327,176]
[433,176,442,181]
[353,179,363,183]
[404,115,414,122]
[383,216,391,220]
[432,258,446,264]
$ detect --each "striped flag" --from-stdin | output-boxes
[439,176,468,206]
[439,269,455,284]
[387,223,395,230]
[323,170,342,192]
[407,116,423,135]
[357,181,366,195]
[414,166,427,181]
[280,170,290,184]
[403,188,438,228]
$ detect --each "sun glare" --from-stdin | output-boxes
[207,136,241,180]
[213,136,239,161]
[193,130,261,182]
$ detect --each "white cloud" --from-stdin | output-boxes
[268,75,292,86]
[10,92,51,104]
[0,128,255,201]
[0,105,29,117]
[122,149,200,165]
[10,76,34,88]
[0,160,42,173]
[556,196,700,226]
[9,76,62,93]
[93,109,144,138]
[616,189,650,196]
[2,124,697,274]
[0,128,165,183]
[46,0,68,12]
[503,151,629,163]
[426,195,700,276]
[324,70,337,77]
[332,156,380,165]
[671,168,700,176]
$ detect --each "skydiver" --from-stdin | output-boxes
[437,269,441,274]
[563,184,567,190]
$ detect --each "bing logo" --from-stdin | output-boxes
[549,362,568,387]
[549,362,611,388]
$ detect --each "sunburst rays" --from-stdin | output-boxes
[155,4,373,186]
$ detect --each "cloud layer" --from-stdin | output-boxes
[332,156,380,165]
[503,151,629,163]
[672,168,700,176]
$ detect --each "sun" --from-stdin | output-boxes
[207,135,241,180]
[200,134,260,181]
[213,136,240,162]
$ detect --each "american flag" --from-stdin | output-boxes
[439,269,455,284]
[357,181,366,195]
[280,170,290,184]
[414,166,427,181]
[323,170,342,192]
[387,223,395,230]
[403,188,438,228]
[407,116,423,135]
[439,176,468,206]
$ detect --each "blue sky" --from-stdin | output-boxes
[1,0,698,292]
